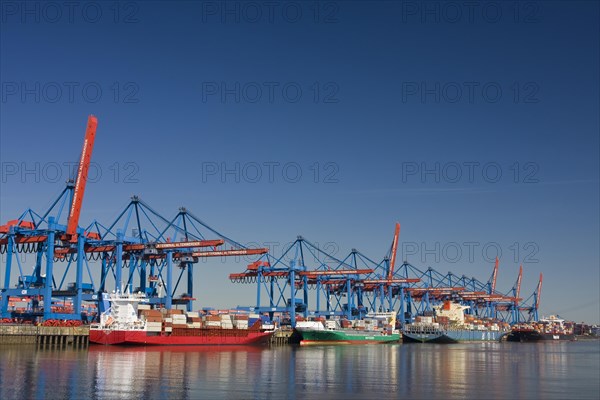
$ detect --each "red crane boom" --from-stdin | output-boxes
[66,115,98,241]
[387,222,400,280]
[535,272,543,309]
[515,265,523,305]
[491,257,499,292]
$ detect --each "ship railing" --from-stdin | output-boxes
[94,322,146,331]
[404,325,445,334]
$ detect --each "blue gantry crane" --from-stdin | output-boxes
[0,116,267,322]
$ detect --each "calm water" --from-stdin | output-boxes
[1,341,599,399]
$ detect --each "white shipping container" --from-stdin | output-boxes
[146,326,162,332]
[186,311,199,318]
[164,318,173,323]
[138,305,151,310]
[165,327,173,332]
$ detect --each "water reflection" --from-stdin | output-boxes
[89,345,269,399]
[0,342,598,399]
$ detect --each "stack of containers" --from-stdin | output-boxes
[325,320,338,330]
[220,314,234,329]
[163,312,173,333]
[142,309,163,332]
[356,319,366,331]
[205,315,221,329]
[233,314,249,329]
[164,320,173,332]
[187,311,202,328]
[171,310,187,329]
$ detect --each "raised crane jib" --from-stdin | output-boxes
[66,115,98,241]
[514,265,523,305]
[535,272,543,310]
[490,257,499,293]
[387,222,400,280]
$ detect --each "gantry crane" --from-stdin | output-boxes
[0,116,268,321]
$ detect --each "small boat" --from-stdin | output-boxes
[402,301,508,343]
[296,312,400,345]
[89,290,275,346]
[506,315,575,342]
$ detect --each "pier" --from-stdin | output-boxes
[0,325,89,348]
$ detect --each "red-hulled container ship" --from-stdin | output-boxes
[89,291,275,346]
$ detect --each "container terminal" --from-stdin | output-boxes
[0,116,585,346]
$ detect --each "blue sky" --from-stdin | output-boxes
[1,1,598,322]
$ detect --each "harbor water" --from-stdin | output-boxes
[1,341,599,399]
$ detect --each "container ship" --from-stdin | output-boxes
[89,291,275,346]
[506,315,575,342]
[402,301,509,343]
[295,312,400,345]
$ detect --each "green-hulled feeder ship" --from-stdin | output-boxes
[295,312,400,345]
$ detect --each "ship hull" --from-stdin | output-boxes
[89,328,273,346]
[298,329,400,345]
[540,333,575,341]
[402,331,454,343]
[402,329,505,343]
[506,330,575,342]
